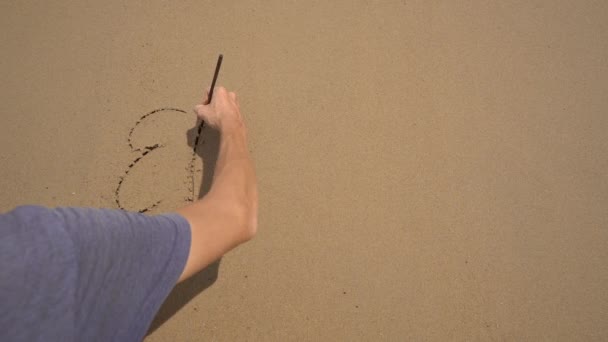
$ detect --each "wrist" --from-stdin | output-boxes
[220,119,246,137]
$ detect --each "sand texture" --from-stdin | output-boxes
[1,1,607,341]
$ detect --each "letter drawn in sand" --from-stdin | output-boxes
[115,108,202,213]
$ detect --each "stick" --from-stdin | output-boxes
[208,54,223,103]
[193,54,223,152]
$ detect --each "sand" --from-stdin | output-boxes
[1,1,607,340]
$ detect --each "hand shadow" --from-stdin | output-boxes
[147,119,221,335]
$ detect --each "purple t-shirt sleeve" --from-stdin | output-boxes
[0,205,191,342]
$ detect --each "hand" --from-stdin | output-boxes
[194,86,244,133]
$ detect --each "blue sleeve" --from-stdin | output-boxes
[0,205,191,342]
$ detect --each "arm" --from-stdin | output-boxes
[176,87,258,282]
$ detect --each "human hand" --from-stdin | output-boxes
[194,86,244,133]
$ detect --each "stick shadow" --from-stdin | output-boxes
[147,119,221,334]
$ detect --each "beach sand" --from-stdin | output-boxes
[1,1,607,340]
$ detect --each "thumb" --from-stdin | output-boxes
[193,104,209,118]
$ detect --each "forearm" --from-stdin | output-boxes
[176,86,257,282]
[175,128,257,280]
[208,128,257,231]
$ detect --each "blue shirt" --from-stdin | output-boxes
[0,206,191,341]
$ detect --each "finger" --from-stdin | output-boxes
[229,92,237,102]
[215,86,228,98]
[193,104,210,118]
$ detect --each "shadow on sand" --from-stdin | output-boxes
[147,120,221,334]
